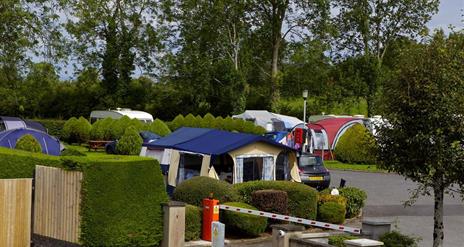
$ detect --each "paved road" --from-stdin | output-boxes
[330,170,464,247]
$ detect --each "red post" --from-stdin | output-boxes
[202,198,219,241]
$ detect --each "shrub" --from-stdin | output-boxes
[116,126,143,155]
[170,114,185,130]
[149,119,171,137]
[80,159,168,246]
[111,116,133,139]
[339,187,367,218]
[251,189,288,214]
[33,119,66,139]
[328,235,358,247]
[62,117,92,144]
[379,231,419,247]
[318,202,345,224]
[184,113,198,127]
[185,205,202,241]
[173,176,239,207]
[318,194,347,208]
[223,116,235,131]
[334,124,377,164]
[15,134,42,153]
[202,113,217,129]
[233,180,318,219]
[220,202,267,237]
[60,148,87,156]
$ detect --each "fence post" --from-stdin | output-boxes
[271,224,305,247]
[202,198,220,241]
[162,201,185,247]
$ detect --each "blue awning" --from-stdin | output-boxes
[144,127,294,155]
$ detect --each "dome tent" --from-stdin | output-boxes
[0,128,61,156]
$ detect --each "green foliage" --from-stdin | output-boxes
[0,147,61,178]
[318,202,345,224]
[62,117,92,144]
[328,235,358,247]
[318,194,347,208]
[339,187,367,218]
[80,159,168,246]
[233,180,318,219]
[32,119,66,139]
[379,231,419,247]
[251,189,288,214]
[277,97,368,117]
[184,113,198,127]
[220,202,267,237]
[335,124,377,164]
[185,205,202,241]
[60,147,87,157]
[169,114,185,130]
[173,176,239,207]
[116,126,143,155]
[15,134,42,153]
[149,119,171,136]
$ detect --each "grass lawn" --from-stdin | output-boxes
[65,144,149,161]
[324,160,385,173]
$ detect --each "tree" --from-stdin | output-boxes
[333,0,439,115]
[249,0,331,111]
[60,0,163,106]
[23,63,59,117]
[377,31,464,247]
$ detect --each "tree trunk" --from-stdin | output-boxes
[270,37,281,111]
[433,184,444,247]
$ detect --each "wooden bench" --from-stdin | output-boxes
[88,140,112,151]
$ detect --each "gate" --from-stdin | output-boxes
[0,178,33,247]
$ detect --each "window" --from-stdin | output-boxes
[276,153,288,180]
[243,157,263,182]
[177,153,203,184]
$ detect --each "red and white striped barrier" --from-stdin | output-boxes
[219,204,361,235]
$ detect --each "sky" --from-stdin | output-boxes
[428,0,463,32]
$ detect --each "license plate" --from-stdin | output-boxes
[309,176,323,181]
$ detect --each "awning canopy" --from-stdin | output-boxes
[145,127,294,155]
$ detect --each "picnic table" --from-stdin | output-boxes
[88,140,112,151]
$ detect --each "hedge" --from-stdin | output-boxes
[173,176,239,207]
[251,189,288,214]
[62,117,92,144]
[334,124,377,164]
[318,202,345,224]
[15,134,42,153]
[328,235,358,247]
[321,187,367,219]
[185,205,202,241]
[379,231,419,247]
[233,180,318,220]
[0,147,61,178]
[116,126,143,155]
[32,119,66,139]
[80,159,168,246]
[220,202,267,237]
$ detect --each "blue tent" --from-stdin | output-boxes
[145,127,294,155]
[0,128,61,156]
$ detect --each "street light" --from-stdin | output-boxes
[302,89,308,124]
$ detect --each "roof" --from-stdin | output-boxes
[90,109,153,120]
[145,127,294,155]
[233,110,303,129]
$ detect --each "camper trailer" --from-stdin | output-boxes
[90,108,154,123]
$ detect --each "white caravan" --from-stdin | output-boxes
[90,108,154,123]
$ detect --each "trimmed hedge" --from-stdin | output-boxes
[15,134,42,153]
[62,117,92,144]
[379,231,419,247]
[60,147,87,156]
[149,118,171,137]
[185,205,202,241]
[233,180,318,220]
[318,194,347,208]
[32,119,66,139]
[0,147,61,178]
[80,159,168,246]
[328,235,358,247]
[116,126,143,155]
[321,187,367,218]
[251,189,288,214]
[220,202,267,237]
[173,176,239,207]
[334,124,377,164]
[318,202,345,224]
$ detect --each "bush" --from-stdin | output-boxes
[169,114,185,130]
[15,134,42,153]
[116,126,143,155]
[80,159,168,246]
[33,119,66,139]
[60,148,87,156]
[62,117,92,144]
[233,180,318,219]
[379,231,419,247]
[173,176,239,207]
[328,235,358,247]
[318,202,345,224]
[220,202,267,237]
[185,205,202,241]
[318,194,347,208]
[334,124,377,164]
[149,119,171,136]
[339,187,367,218]
[251,189,288,214]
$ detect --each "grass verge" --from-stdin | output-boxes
[324,160,385,173]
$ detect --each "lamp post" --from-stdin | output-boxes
[302,89,308,124]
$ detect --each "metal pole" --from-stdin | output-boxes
[303,99,307,124]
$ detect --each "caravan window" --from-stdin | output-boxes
[0,120,5,132]
[177,153,203,184]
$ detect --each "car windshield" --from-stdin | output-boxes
[299,156,322,167]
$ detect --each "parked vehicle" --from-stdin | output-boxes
[298,153,330,190]
[105,131,160,154]
[90,108,154,123]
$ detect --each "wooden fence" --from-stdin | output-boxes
[0,178,33,247]
[33,166,83,244]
